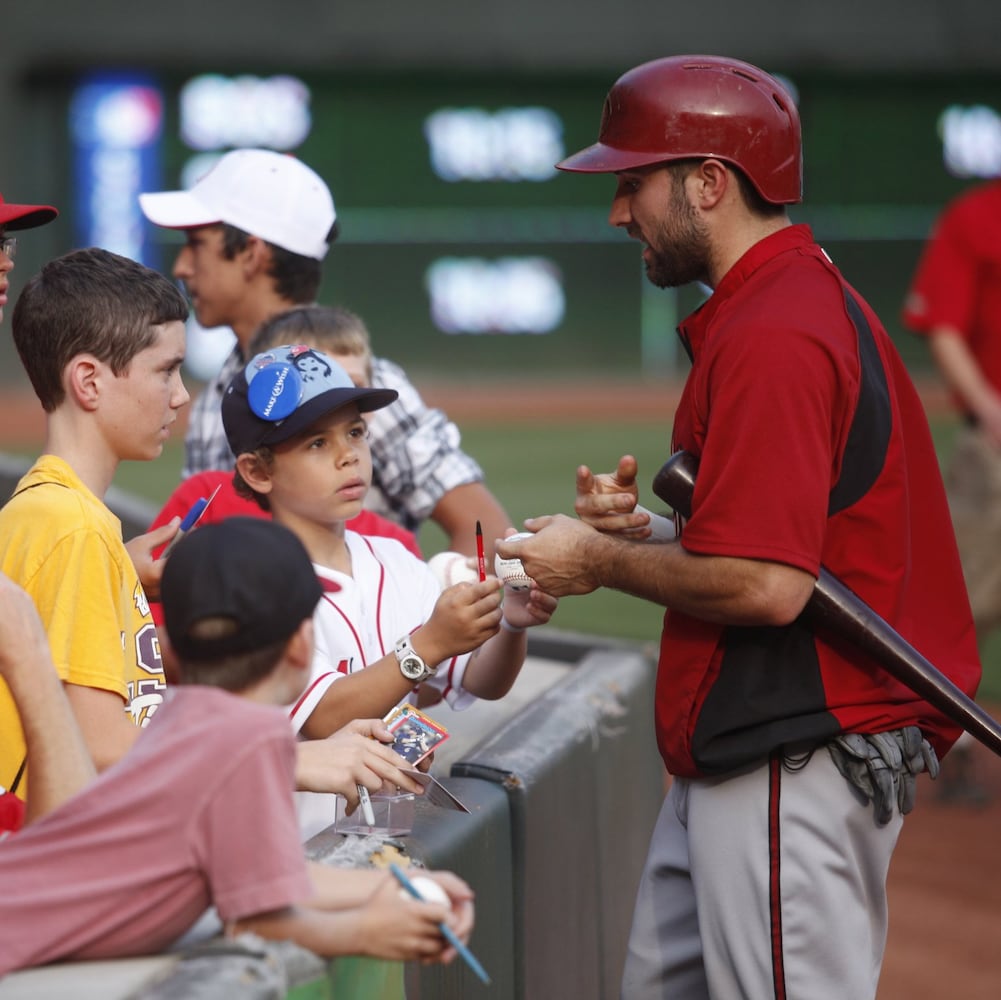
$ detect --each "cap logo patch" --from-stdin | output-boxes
[247,361,303,422]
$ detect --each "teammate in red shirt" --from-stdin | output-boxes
[498,56,980,1000]
[903,180,1001,643]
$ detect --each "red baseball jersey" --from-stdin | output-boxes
[902,180,1001,402]
[658,224,980,778]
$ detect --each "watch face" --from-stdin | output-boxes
[400,656,426,680]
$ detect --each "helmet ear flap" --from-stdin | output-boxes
[557,55,803,207]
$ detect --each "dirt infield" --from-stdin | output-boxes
[879,731,1001,999]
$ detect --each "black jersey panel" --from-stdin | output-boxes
[828,289,892,517]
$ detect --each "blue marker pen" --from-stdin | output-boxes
[388,863,490,985]
[159,485,221,559]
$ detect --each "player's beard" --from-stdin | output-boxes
[643,176,712,289]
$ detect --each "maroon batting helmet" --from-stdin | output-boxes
[557,55,802,205]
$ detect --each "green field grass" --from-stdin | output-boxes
[101,412,1001,700]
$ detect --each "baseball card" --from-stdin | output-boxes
[384,704,450,765]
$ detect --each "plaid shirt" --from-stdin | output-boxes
[182,346,244,480]
[183,349,484,531]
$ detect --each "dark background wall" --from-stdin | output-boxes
[3,3,1000,385]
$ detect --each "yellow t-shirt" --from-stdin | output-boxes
[0,456,165,796]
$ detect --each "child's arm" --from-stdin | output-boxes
[459,584,559,700]
[63,685,143,771]
[301,578,504,739]
[0,574,96,822]
[230,866,475,964]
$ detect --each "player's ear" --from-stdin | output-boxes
[691,158,729,210]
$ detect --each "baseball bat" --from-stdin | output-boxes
[652,450,1001,759]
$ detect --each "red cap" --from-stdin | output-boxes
[0,194,58,232]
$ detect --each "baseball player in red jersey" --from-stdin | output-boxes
[497,56,980,1000]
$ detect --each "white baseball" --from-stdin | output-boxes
[399,874,450,906]
[428,551,479,589]
[494,532,535,592]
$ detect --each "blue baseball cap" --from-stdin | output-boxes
[222,343,398,456]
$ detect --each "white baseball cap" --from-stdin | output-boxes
[139,148,336,260]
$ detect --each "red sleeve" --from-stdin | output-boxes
[902,197,979,337]
[148,472,269,624]
[148,474,214,534]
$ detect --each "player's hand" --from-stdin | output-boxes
[575,456,652,539]
[420,578,504,662]
[125,518,181,601]
[295,719,426,805]
[498,515,604,598]
[491,527,559,630]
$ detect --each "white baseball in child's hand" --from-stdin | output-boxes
[494,532,535,592]
[400,874,451,905]
[428,551,479,589]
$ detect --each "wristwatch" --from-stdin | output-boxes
[394,634,436,684]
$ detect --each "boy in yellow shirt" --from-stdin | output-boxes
[0,247,188,794]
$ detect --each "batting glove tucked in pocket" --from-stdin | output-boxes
[827,726,940,826]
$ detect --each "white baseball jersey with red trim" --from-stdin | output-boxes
[288,531,476,735]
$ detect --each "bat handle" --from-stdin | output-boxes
[651,451,698,517]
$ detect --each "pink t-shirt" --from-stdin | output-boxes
[0,687,311,974]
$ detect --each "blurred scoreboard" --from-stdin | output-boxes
[72,69,1001,381]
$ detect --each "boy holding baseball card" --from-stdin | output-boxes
[221,342,558,836]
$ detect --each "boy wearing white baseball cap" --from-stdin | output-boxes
[139,148,512,566]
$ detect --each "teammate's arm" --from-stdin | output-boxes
[928,326,1001,446]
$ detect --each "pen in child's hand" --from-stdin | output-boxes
[388,862,491,985]
[357,784,376,826]
[475,520,486,582]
